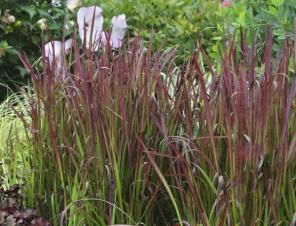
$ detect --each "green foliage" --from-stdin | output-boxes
[1,0,296,101]
[0,0,67,101]
[0,93,31,190]
[83,0,296,60]
[84,0,222,62]
[216,0,296,50]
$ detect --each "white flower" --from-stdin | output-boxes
[1,10,16,24]
[37,18,47,30]
[45,41,61,66]
[64,39,73,54]
[110,14,127,48]
[77,6,104,51]
[44,39,73,67]
[51,0,61,7]
[67,0,81,12]
[7,15,15,23]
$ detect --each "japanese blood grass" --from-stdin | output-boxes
[18,37,184,225]
[16,31,296,225]
[146,30,296,225]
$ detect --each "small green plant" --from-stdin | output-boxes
[0,183,50,225]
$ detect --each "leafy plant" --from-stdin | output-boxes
[0,0,67,101]
[216,0,296,53]
[0,183,50,226]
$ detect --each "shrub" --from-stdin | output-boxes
[215,0,296,54]
[0,0,67,101]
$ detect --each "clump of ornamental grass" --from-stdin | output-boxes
[0,92,32,190]
[16,28,296,226]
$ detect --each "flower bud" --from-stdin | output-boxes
[67,0,81,11]
[37,18,47,30]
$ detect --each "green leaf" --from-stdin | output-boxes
[37,9,51,18]
[17,66,29,78]
[271,0,284,7]
[47,23,61,30]
[237,11,246,27]
[21,6,37,19]
[0,41,9,49]
[266,6,278,16]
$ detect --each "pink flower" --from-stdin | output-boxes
[110,14,128,48]
[77,6,104,51]
[44,39,73,67]
[222,0,232,7]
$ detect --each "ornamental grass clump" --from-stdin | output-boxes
[16,27,296,225]
[0,92,32,190]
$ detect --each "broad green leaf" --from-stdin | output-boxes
[21,6,36,19]
[47,23,61,30]
[37,9,51,18]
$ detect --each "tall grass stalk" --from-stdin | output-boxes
[12,30,296,225]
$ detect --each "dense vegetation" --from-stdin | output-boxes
[1,0,296,100]
[0,0,296,225]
